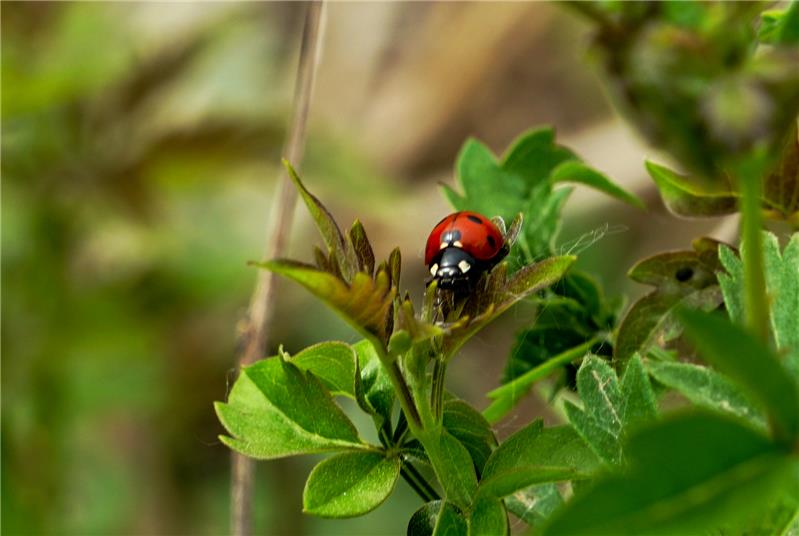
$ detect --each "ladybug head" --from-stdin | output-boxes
[429,246,478,290]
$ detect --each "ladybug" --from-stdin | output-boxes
[425,211,507,290]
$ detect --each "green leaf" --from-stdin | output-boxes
[645,160,738,218]
[302,451,400,518]
[348,219,375,277]
[501,127,576,183]
[615,239,725,366]
[469,497,507,536]
[259,260,394,344]
[407,501,441,536]
[759,2,799,45]
[566,354,657,464]
[428,431,478,510]
[353,340,394,428]
[290,342,358,398]
[718,244,745,325]
[284,160,357,280]
[215,357,364,459]
[678,309,799,441]
[543,412,797,536]
[445,127,631,267]
[619,355,658,429]
[453,138,527,218]
[408,501,468,536]
[718,232,799,376]
[494,270,618,421]
[564,401,620,467]
[518,186,573,263]
[442,255,576,358]
[504,483,563,528]
[717,464,799,535]
[566,355,623,464]
[646,360,765,426]
[616,288,724,366]
[551,160,644,209]
[479,421,599,499]
[443,400,497,477]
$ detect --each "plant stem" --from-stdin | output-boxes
[388,359,424,430]
[401,461,440,502]
[483,336,601,423]
[738,167,770,342]
[431,358,447,423]
[231,4,326,535]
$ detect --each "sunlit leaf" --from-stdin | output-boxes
[551,160,644,209]
[303,451,400,518]
[290,341,358,398]
[215,356,365,459]
[445,127,633,266]
[259,259,394,344]
[759,2,799,44]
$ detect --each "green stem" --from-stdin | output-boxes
[483,336,602,423]
[431,358,447,423]
[401,462,440,502]
[387,360,424,430]
[739,170,770,342]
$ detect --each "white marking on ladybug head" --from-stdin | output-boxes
[430,263,439,276]
[458,260,471,273]
[453,240,463,248]
[439,242,448,250]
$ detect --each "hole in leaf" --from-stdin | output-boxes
[675,267,694,282]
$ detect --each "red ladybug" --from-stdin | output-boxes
[425,211,506,290]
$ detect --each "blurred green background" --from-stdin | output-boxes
[1,3,737,535]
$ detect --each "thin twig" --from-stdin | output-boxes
[231,3,326,536]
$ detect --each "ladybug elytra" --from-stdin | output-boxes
[425,211,506,290]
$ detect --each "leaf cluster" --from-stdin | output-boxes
[546,235,799,535]
[443,128,639,423]
[217,162,586,531]
[444,127,643,268]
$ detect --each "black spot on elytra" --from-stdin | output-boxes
[675,266,694,282]
[466,214,482,224]
[442,230,462,243]
[487,235,496,247]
